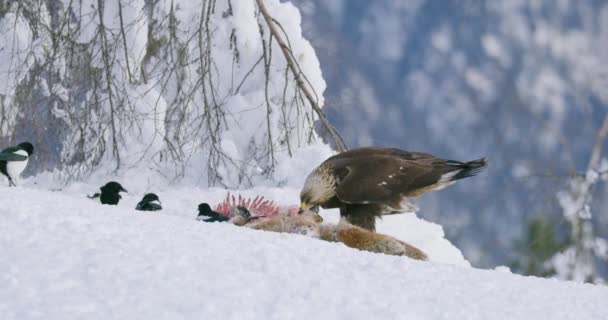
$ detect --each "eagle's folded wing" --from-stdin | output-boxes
[332,155,439,204]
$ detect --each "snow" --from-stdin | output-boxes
[319,212,469,267]
[0,11,33,96]
[481,34,511,67]
[1,185,607,319]
[39,161,468,267]
[1,2,607,316]
[431,29,452,53]
[554,166,608,283]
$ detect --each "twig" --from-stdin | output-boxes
[96,0,121,171]
[117,0,134,83]
[254,0,348,152]
[587,114,608,171]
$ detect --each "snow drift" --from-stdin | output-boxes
[1,186,607,320]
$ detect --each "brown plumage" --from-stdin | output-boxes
[300,147,487,231]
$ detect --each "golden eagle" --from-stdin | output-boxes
[300,147,487,231]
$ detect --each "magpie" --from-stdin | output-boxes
[0,142,34,187]
[228,205,254,226]
[197,203,230,222]
[87,181,128,205]
[136,193,162,211]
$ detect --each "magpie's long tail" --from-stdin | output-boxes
[87,193,101,199]
[445,158,488,181]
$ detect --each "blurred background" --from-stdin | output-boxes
[293,0,608,280]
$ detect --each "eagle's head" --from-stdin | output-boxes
[300,164,336,213]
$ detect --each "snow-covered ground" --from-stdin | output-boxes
[1,185,607,320]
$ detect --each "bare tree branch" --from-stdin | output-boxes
[587,114,608,171]
[254,0,348,152]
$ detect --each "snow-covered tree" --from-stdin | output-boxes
[552,117,608,283]
[0,0,343,186]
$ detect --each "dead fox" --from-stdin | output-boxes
[230,208,426,260]
[244,212,323,238]
[319,219,427,261]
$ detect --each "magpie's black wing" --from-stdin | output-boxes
[147,203,162,211]
[202,216,229,222]
[1,146,20,153]
[136,202,162,211]
[0,151,27,161]
[198,212,230,222]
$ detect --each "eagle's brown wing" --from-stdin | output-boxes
[329,154,445,205]
[327,147,434,162]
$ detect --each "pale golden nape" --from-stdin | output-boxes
[300,165,336,206]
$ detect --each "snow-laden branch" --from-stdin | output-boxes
[255,0,348,153]
[0,0,338,187]
[553,113,608,283]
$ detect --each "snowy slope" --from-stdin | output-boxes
[1,187,607,320]
[320,211,469,266]
[30,175,469,267]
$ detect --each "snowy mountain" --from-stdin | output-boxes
[1,185,607,319]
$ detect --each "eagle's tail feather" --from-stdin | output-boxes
[446,158,488,181]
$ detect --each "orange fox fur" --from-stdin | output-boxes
[244,213,323,238]
[319,219,427,261]
[232,212,427,260]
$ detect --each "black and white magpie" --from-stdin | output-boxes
[0,142,34,187]
[136,193,162,211]
[196,203,230,222]
[228,205,254,226]
[87,181,128,205]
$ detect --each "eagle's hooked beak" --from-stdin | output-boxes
[299,202,309,214]
[300,202,311,211]
[299,202,319,214]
